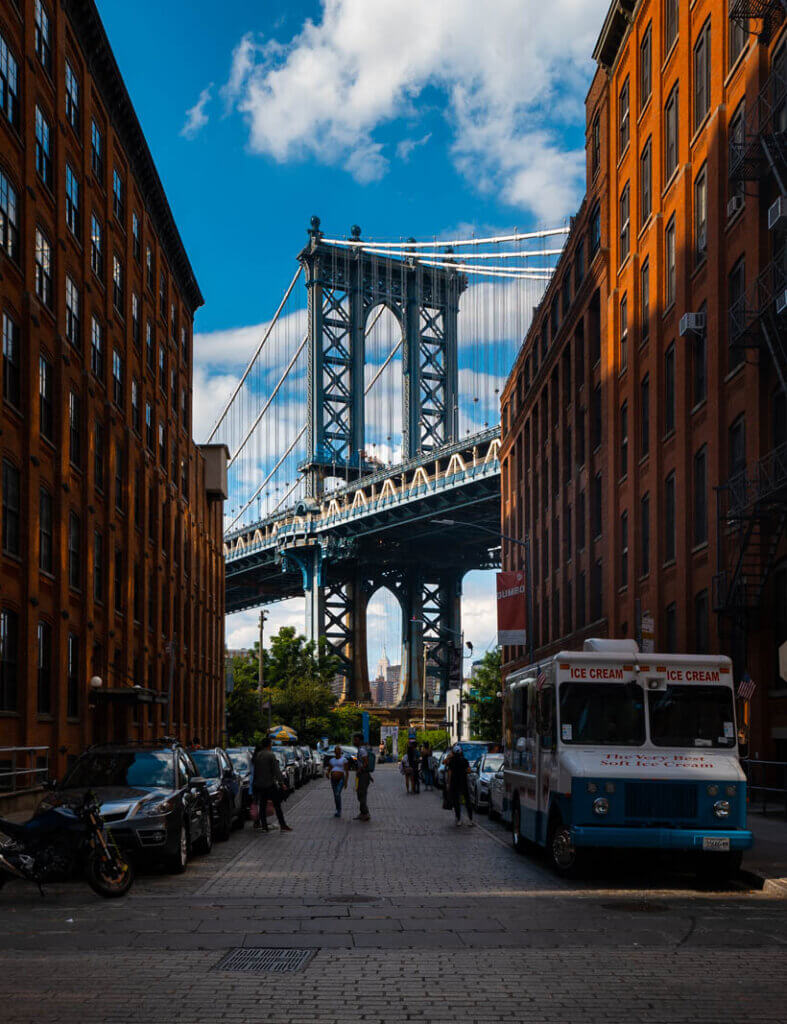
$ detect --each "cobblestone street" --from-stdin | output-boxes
[2,765,786,1023]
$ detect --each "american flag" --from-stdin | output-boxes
[536,667,547,691]
[737,674,757,701]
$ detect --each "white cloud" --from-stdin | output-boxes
[226,599,305,650]
[396,132,431,161]
[181,84,213,140]
[218,0,607,216]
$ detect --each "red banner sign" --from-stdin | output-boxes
[497,571,527,646]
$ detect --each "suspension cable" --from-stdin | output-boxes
[320,228,570,248]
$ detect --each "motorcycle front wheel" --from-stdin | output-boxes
[85,851,134,898]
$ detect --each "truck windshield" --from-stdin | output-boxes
[559,682,645,745]
[648,685,736,748]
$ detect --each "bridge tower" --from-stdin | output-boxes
[296,218,466,704]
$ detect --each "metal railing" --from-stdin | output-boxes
[0,747,50,795]
[742,758,787,817]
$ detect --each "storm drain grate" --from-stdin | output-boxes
[213,947,316,973]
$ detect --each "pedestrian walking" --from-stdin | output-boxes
[446,743,474,826]
[400,749,413,793]
[252,737,292,833]
[409,741,421,794]
[326,744,350,817]
[421,742,434,791]
[353,732,372,821]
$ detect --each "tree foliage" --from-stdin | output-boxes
[465,648,502,743]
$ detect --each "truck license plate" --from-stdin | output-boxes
[702,836,730,852]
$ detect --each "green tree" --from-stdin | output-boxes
[396,728,449,757]
[465,648,502,742]
[226,651,263,743]
[262,627,341,744]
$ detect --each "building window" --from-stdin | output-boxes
[93,531,104,603]
[69,390,81,467]
[619,294,628,372]
[665,602,677,652]
[159,271,167,318]
[67,634,79,718]
[65,164,80,238]
[694,20,711,132]
[591,113,600,178]
[0,32,19,127]
[639,138,652,226]
[112,168,124,222]
[181,325,189,364]
[146,246,154,291]
[561,276,571,317]
[39,487,53,573]
[729,100,745,202]
[664,342,675,434]
[65,60,79,130]
[730,11,748,67]
[35,107,52,187]
[665,0,678,51]
[34,1,52,72]
[63,276,80,349]
[94,420,105,491]
[620,511,629,588]
[0,608,18,711]
[114,442,124,512]
[640,23,652,110]
[591,559,602,623]
[132,293,140,347]
[90,119,103,183]
[619,77,630,155]
[170,367,177,409]
[591,383,602,450]
[146,322,154,371]
[592,472,602,538]
[112,349,124,408]
[112,253,124,313]
[640,493,650,575]
[574,238,585,290]
[665,215,676,308]
[640,260,650,342]
[39,355,53,441]
[91,214,103,278]
[590,203,601,254]
[158,422,166,468]
[640,374,650,457]
[159,344,166,390]
[0,170,18,262]
[620,401,628,478]
[692,304,707,406]
[2,311,20,408]
[114,548,123,613]
[729,414,746,478]
[90,316,104,380]
[180,457,188,496]
[68,511,81,589]
[132,211,140,262]
[728,257,745,371]
[693,445,707,546]
[131,378,140,434]
[145,401,154,451]
[694,165,707,262]
[2,459,20,556]
[665,83,679,182]
[664,471,676,562]
[170,303,177,341]
[35,229,52,307]
[619,183,630,265]
[37,621,52,714]
[695,589,709,654]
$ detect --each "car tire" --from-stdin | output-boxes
[193,811,213,856]
[167,821,190,874]
[547,816,584,878]
[511,799,527,854]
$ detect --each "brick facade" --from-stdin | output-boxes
[0,0,225,776]
[500,0,787,758]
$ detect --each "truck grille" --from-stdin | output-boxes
[624,782,697,821]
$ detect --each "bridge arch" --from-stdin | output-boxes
[366,583,405,705]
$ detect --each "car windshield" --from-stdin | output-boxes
[482,755,504,772]
[227,751,250,771]
[63,751,174,789]
[648,685,736,748]
[559,682,645,745]
[459,743,487,761]
[190,751,220,778]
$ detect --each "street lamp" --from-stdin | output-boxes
[432,518,534,663]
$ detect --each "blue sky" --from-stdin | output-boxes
[97,0,607,661]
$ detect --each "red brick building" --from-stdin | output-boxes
[0,0,227,782]
[500,0,787,759]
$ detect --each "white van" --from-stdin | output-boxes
[501,639,753,878]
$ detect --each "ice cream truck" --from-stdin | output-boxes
[501,639,753,878]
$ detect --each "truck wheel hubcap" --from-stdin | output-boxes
[552,828,574,869]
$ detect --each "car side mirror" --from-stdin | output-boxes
[222,769,234,780]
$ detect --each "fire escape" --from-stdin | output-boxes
[715,22,787,624]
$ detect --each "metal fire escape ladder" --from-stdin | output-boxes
[729,0,787,45]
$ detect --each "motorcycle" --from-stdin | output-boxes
[0,790,134,899]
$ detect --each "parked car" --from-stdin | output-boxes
[435,750,451,789]
[322,744,358,771]
[468,752,505,812]
[488,765,506,822]
[310,749,323,777]
[226,747,254,815]
[437,743,490,788]
[296,746,314,781]
[274,745,304,787]
[188,747,244,840]
[273,749,297,792]
[35,742,213,874]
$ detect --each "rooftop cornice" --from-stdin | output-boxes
[593,0,637,73]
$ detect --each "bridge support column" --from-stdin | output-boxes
[400,573,424,703]
[398,569,464,707]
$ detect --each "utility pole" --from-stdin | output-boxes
[422,643,430,731]
[258,610,270,729]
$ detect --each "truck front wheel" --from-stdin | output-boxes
[547,818,584,878]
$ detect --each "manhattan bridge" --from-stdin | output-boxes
[210,217,568,706]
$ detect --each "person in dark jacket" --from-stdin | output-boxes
[252,738,292,832]
[446,744,474,826]
[408,742,421,794]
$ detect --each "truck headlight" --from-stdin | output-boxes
[593,797,609,816]
[707,784,719,797]
[586,782,597,794]
[713,799,730,819]
[604,782,615,794]
[725,785,736,797]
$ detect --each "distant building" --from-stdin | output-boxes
[446,684,472,743]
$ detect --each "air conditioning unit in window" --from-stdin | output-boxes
[727,194,744,218]
[768,196,787,231]
[679,312,706,337]
[776,289,787,315]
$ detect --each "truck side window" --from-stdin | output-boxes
[539,685,557,750]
